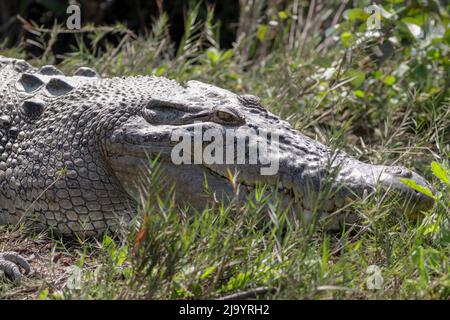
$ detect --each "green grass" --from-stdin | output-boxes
[0,1,449,299]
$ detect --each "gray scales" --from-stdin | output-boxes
[0,56,434,281]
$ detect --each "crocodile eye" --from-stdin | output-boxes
[214,109,243,124]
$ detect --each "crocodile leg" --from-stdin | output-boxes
[0,252,31,282]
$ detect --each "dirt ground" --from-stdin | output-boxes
[0,228,79,299]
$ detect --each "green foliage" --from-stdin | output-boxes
[431,162,449,185]
[401,178,435,199]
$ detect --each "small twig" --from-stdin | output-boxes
[298,0,316,58]
[42,24,59,61]
[16,15,137,38]
[330,48,349,88]
[98,33,130,74]
[317,285,356,292]
[218,287,277,300]
[316,0,349,53]
[304,284,359,299]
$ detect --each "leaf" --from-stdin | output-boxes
[423,223,439,236]
[226,271,250,290]
[66,266,83,290]
[114,245,128,268]
[325,26,338,37]
[444,28,450,45]
[40,0,67,13]
[154,65,166,76]
[313,57,332,67]
[221,49,234,61]
[38,289,49,300]
[401,178,435,199]
[431,161,449,185]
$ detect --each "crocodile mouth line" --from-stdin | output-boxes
[203,163,431,218]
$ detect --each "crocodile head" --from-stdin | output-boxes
[105,79,434,226]
[0,57,434,236]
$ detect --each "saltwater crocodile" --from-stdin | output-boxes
[0,56,434,281]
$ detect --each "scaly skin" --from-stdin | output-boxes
[0,56,434,281]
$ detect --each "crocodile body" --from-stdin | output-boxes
[0,56,135,235]
[0,56,434,280]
